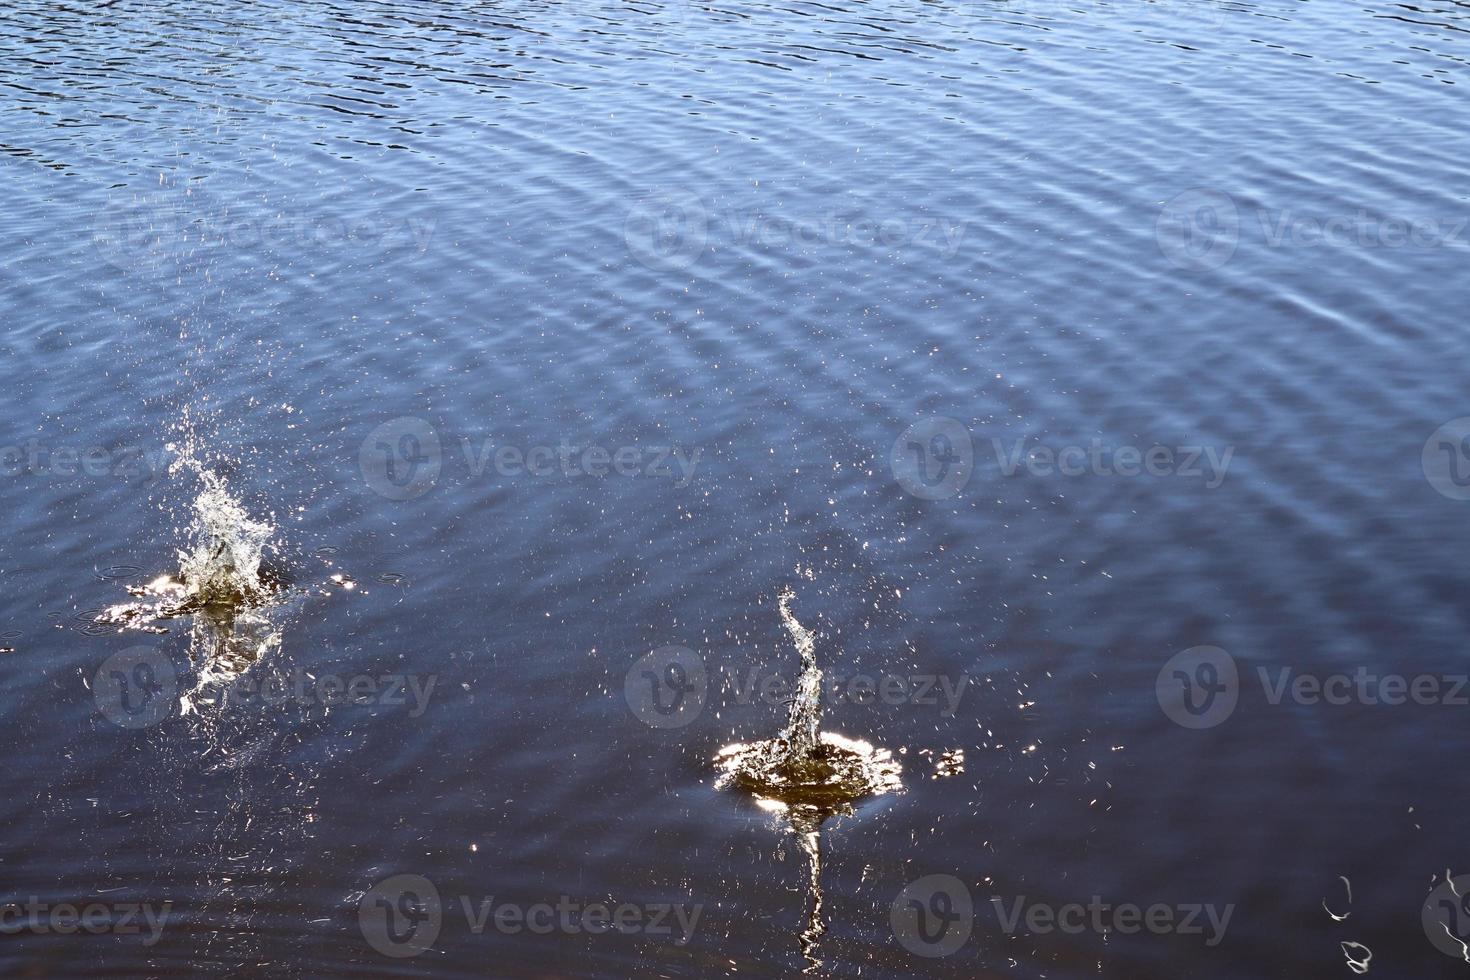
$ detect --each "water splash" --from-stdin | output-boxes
[174,459,274,608]
[1341,941,1372,974]
[777,586,821,757]
[1323,875,1352,921]
[95,435,295,705]
[92,427,324,971]
[715,587,902,972]
[100,444,280,609]
[1437,870,1470,963]
[923,746,966,779]
[716,587,902,807]
[1324,875,1371,973]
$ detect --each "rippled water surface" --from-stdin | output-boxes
[3,0,1469,975]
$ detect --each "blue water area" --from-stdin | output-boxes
[2,0,1468,975]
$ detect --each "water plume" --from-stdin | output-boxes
[715,587,902,808]
[715,587,902,971]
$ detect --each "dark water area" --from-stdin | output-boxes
[2,0,1469,975]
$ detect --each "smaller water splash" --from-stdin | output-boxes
[1438,870,1470,963]
[1340,941,1372,974]
[1323,875,1352,921]
[923,746,966,779]
[1322,875,1370,973]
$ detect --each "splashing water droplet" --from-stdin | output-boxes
[716,586,902,809]
[172,446,275,607]
[713,590,902,973]
[1324,875,1352,921]
[93,432,299,711]
[1341,941,1371,974]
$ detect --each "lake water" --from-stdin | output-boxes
[3,0,1469,975]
